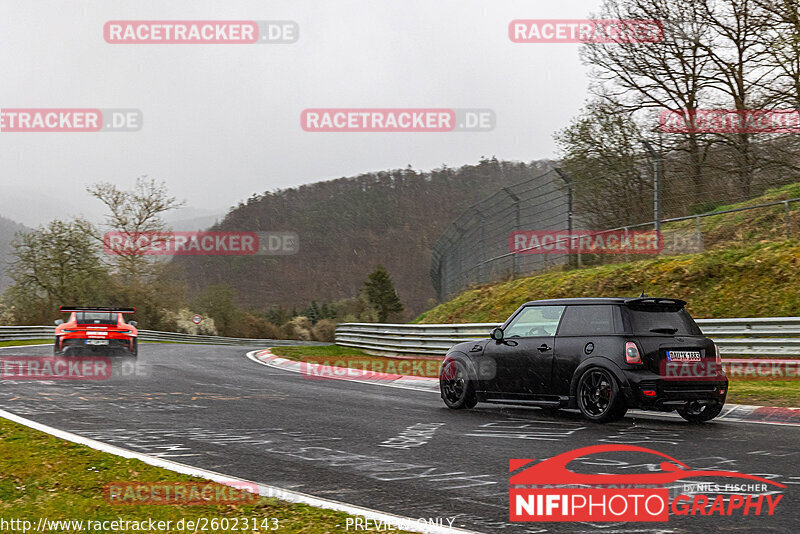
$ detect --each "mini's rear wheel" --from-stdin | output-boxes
[577,368,626,423]
[440,359,477,409]
[677,400,723,423]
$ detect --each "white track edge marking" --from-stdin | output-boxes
[0,409,478,534]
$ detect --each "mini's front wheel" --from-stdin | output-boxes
[440,359,477,409]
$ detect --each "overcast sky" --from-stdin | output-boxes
[0,0,602,226]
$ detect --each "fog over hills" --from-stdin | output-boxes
[0,215,29,291]
[172,158,554,316]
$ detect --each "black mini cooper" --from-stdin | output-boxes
[439,297,728,423]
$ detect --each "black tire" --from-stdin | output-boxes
[130,338,138,357]
[440,359,477,409]
[576,367,627,423]
[677,401,723,423]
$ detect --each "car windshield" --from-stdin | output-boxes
[75,312,117,325]
[624,306,702,336]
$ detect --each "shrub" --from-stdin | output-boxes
[311,319,337,342]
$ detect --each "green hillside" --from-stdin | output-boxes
[414,240,800,323]
[417,182,800,323]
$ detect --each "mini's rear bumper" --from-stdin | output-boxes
[620,369,728,410]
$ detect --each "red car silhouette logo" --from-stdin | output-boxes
[510,444,786,487]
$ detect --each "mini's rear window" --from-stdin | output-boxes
[623,306,702,335]
[76,312,117,325]
[557,305,618,336]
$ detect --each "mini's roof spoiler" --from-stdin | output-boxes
[59,306,135,313]
[624,297,686,308]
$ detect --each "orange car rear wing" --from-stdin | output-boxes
[59,306,135,314]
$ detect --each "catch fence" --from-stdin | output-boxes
[430,168,800,301]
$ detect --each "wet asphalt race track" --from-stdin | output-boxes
[0,343,798,533]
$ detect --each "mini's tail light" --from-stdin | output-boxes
[642,390,657,397]
[625,341,642,364]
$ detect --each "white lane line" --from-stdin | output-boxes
[245,350,440,393]
[0,408,479,534]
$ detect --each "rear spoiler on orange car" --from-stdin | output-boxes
[59,306,135,314]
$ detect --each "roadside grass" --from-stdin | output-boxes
[0,417,412,533]
[726,378,800,407]
[269,345,441,378]
[270,347,798,407]
[0,339,52,347]
[269,345,370,359]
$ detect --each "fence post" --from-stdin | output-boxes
[785,200,791,239]
[502,186,521,279]
[624,226,630,263]
[554,168,575,268]
[475,208,485,285]
[514,200,520,278]
[696,215,703,252]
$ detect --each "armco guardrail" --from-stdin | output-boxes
[0,326,319,347]
[335,318,800,358]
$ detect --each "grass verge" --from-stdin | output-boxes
[0,339,52,348]
[726,379,800,407]
[269,345,441,378]
[0,417,411,533]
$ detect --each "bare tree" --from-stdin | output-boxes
[555,100,653,227]
[87,176,184,282]
[695,0,775,197]
[582,0,716,202]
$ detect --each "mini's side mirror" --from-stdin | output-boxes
[128,321,138,327]
[490,327,504,342]
[54,319,63,326]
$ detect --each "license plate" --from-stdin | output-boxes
[666,350,701,362]
[86,339,109,346]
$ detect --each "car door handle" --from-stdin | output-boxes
[537,344,551,352]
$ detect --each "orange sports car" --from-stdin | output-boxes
[54,306,138,356]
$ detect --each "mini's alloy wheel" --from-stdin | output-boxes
[577,368,626,423]
[440,359,477,409]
